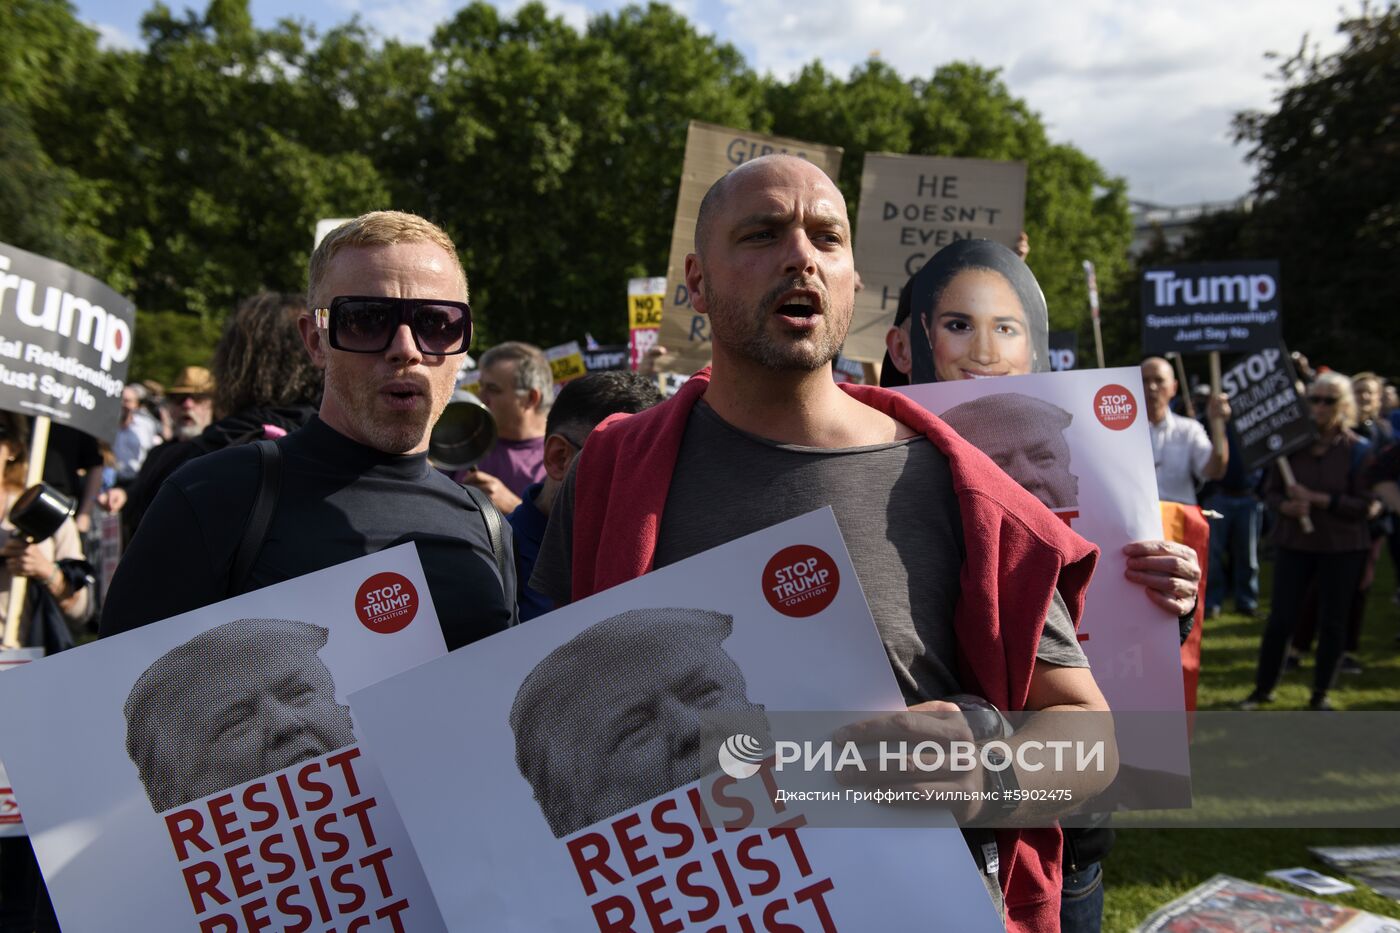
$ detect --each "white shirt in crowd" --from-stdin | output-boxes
[1149,411,1212,505]
[113,410,162,483]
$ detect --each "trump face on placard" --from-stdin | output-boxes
[938,393,1079,510]
[509,608,770,838]
[124,619,357,813]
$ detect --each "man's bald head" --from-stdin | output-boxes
[1141,356,1178,423]
[694,154,840,257]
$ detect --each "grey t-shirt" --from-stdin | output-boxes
[532,400,1087,705]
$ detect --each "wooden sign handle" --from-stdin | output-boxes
[1277,458,1315,534]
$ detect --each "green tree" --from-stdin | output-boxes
[1140,5,1399,373]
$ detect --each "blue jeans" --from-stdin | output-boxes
[1059,861,1104,933]
[1203,492,1262,612]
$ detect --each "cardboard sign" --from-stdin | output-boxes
[0,242,135,443]
[849,154,1026,363]
[1141,260,1282,354]
[350,509,1001,932]
[900,370,1190,785]
[1049,330,1079,372]
[1221,344,1315,472]
[627,277,665,371]
[545,340,588,389]
[0,546,449,932]
[313,218,354,249]
[658,122,843,373]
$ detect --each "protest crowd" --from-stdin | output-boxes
[0,10,1396,925]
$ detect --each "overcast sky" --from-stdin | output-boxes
[79,0,1350,205]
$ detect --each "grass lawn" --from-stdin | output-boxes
[1102,551,1400,930]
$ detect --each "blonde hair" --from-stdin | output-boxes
[307,211,467,307]
[1312,371,1358,430]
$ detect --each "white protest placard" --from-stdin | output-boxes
[0,647,43,838]
[658,122,843,373]
[0,545,449,932]
[350,508,1002,932]
[849,154,1026,363]
[898,369,1190,783]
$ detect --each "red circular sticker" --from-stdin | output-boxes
[1093,384,1138,430]
[355,572,419,634]
[762,545,840,618]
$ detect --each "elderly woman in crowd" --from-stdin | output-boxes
[1243,372,1376,711]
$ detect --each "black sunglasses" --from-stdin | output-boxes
[315,296,472,356]
[1308,396,1339,405]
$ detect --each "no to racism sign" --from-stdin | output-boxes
[658,122,842,373]
[627,276,664,371]
[849,154,1026,363]
[0,242,135,443]
[1140,260,1282,355]
[1221,344,1315,472]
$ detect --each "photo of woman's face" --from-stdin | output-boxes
[921,268,1032,381]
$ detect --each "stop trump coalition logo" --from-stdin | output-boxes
[1094,384,1138,431]
[355,572,418,634]
[762,545,840,618]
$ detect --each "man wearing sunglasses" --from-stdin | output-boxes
[102,211,515,647]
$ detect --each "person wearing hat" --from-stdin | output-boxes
[164,365,216,442]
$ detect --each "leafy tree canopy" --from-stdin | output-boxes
[5,0,1136,382]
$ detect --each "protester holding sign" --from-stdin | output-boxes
[533,155,1116,932]
[886,241,1203,616]
[1242,373,1376,712]
[101,210,515,647]
[0,413,91,649]
[1141,356,1231,505]
[889,239,1204,933]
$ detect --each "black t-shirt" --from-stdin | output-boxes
[100,417,514,649]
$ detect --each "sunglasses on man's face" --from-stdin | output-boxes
[314,296,472,356]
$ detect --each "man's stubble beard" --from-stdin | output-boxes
[323,358,450,455]
[703,280,849,373]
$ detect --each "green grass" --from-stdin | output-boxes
[1103,551,1400,929]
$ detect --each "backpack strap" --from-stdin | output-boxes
[228,439,282,598]
[461,483,517,625]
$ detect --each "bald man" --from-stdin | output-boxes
[1141,357,1230,505]
[532,154,1116,930]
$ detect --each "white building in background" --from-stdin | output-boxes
[1129,196,1255,258]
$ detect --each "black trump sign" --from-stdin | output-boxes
[0,243,134,443]
[1221,345,1315,472]
[1141,260,1281,355]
